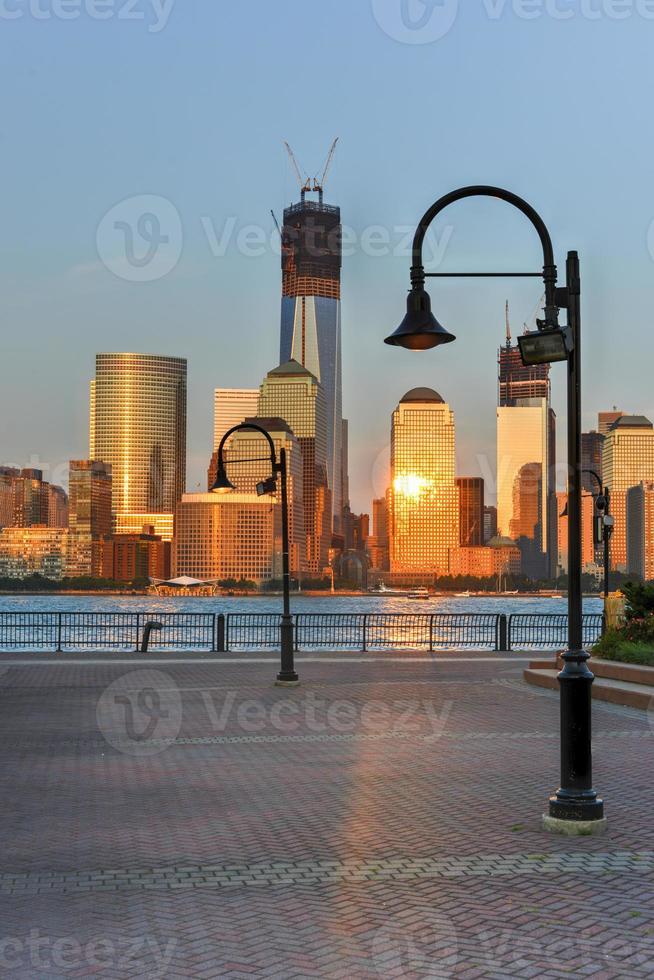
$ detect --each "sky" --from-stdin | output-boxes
[2,0,654,514]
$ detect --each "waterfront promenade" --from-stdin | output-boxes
[1,649,653,977]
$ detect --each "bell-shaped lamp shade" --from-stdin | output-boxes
[210,464,235,494]
[384,287,456,351]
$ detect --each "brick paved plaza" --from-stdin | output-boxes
[1,650,654,978]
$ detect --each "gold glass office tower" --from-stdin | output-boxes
[389,388,458,578]
[603,415,654,570]
[90,354,187,534]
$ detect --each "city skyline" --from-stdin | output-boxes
[5,0,654,517]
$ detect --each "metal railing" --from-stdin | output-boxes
[0,611,605,653]
[507,613,605,651]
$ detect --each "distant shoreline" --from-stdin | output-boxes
[0,590,601,599]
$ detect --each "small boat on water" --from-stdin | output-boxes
[408,588,430,600]
[455,591,471,598]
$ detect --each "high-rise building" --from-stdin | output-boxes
[483,505,498,544]
[279,190,343,533]
[68,461,113,577]
[556,491,597,575]
[173,493,281,584]
[627,482,654,581]
[257,361,331,574]
[213,388,260,452]
[497,333,556,579]
[209,418,306,576]
[367,495,390,571]
[456,478,485,547]
[599,409,624,436]
[0,467,18,528]
[603,415,654,570]
[581,430,604,492]
[89,353,187,535]
[12,469,49,527]
[389,388,459,579]
[47,485,69,528]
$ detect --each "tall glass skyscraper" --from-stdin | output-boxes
[279,195,343,533]
[90,353,187,534]
[389,388,459,578]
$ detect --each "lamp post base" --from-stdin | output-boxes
[275,673,300,688]
[543,812,608,836]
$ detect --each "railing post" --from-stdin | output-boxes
[429,615,434,653]
[56,612,62,653]
[294,615,299,653]
[498,614,508,652]
[362,614,368,652]
[214,613,223,653]
[506,615,512,653]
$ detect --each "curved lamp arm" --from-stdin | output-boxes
[410,185,559,328]
[217,422,278,468]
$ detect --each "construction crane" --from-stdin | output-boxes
[270,210,282,240]
[283,138,339,203]
[505,300,511,346]
[283,141,312,199]
[312,137,339,198]
[523,292,545,334]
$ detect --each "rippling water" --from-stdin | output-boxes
[0,593,603,616]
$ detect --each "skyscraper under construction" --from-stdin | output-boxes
[279,140,344,534]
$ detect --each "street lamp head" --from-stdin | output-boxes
[210,465,235,494]
[384,287,456,351]
[256,476,278,497]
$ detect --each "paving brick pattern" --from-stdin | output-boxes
[0,653,653,977]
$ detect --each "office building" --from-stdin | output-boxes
[449,538,521,579]
[257,361,331,574]
[112,531,171,582]
[456,478,485,547]
[47,485,69,528]
[483,505,498,544]
[90,353,187,536]
[599,409,624,436]
[581,430,604,493]
[0,468,19,527]
[367,495,390,571]
[209,417,306,575]
[604,416,654,570]
[627,482,654,581]
[213,388,260,452]
[279,188,344,532]
[0,527,70,580]
[67,461,113,577]
[497,332,556,578]
[556,491,597,575]
[173,493,281,584]
[389,388,459,579]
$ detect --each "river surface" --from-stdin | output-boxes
[0,594,603,616]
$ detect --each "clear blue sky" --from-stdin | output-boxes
[2,1,653,511]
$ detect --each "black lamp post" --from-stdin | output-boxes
[211,422,299,687]
[385,185,606,833]
[584,469,613,601]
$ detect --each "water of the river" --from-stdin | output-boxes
[0,594,603,616]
